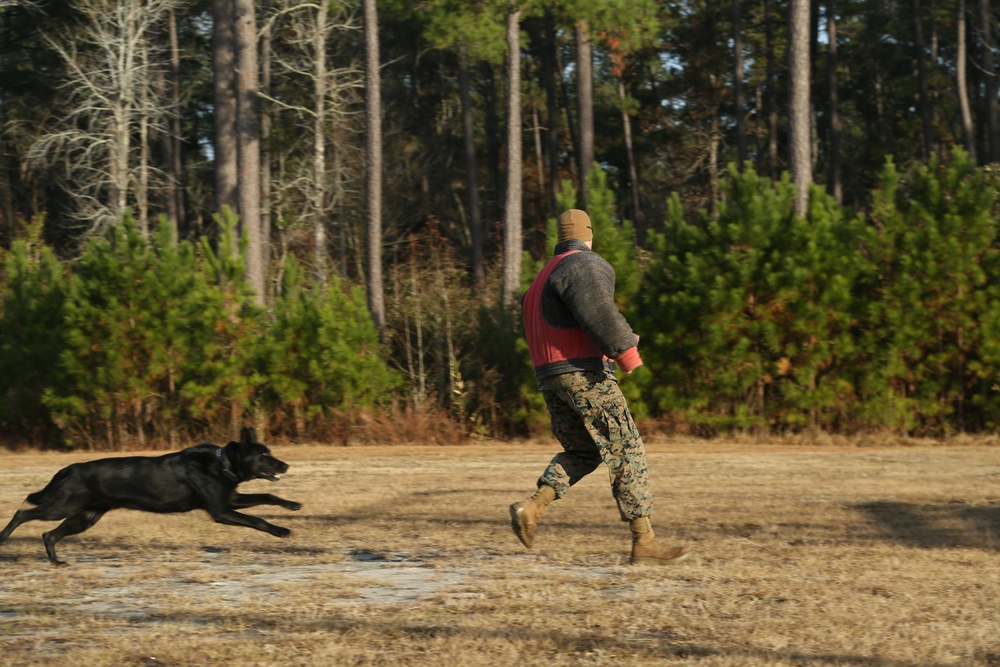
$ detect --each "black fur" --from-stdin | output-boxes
[0,427,300,565]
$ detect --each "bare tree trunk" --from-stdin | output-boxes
[957,0,977,162]
[234,0,264,304]
[156,8,184,241]
[501,5,523,310]
[313,0,328,283]
[826,0,842,203]
[764,0,779,179]
[912,0,934,160]
[260,0,272,270]
[168,9,186,238]
[138,39,151,236]
[732,0,748,170]
[213,0,238,215]
[364,0,386,337]
[618,80,641,224]
[459,45,484,289]
[532,101,546,223]
[575,19,593,208]
[542,9,560,213]
[709,112,720,217]
[981,0,999,162]
[789,0,812,217]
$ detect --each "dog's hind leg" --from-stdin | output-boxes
[42,510,106,566]
[230,492,302,511]
[0,504,72,545]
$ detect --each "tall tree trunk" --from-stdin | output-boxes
[532,101,546,224]
[543,9,560,213]
[575,19,594,208]
[212,0,238,215]
[501,5,523,310]
[732,0,748,169]
[138,38,150,236]
[912,0,934,160]
[981,0,999,162]
[618,79,641,224]
[956,0,977,162]
[234,0,264,304]
[260,0,272,272]
[789,0,812,217]
[364,0,385,337]
[313,0,328,283]
[459,45,484,289]
[167,9,185,239]
[826,0,842,203]
[764,0,779,179]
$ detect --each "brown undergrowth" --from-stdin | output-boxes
[1,439,999,666]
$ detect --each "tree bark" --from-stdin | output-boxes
[234,0,264,304]
[459,45,485,289]
[313,0,328,283]
[575,19,593,208]
[981,0,999,162]
[956,0,977,163]
[542,9,560,213]
[618,79,641,224]
[912,0,934,160]
[167,9,186,239]
[826,0,842,203]
[501,5,523,310]
[764,0,779,179]
[789,0,812,217]
[260,0,272,272]
[212,0,238,215]
[364,0,386,336]
[732,0,748,170]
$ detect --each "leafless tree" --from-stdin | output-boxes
[260,0,362,284]
[24,0,179,236]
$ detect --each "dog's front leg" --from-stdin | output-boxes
[230,493,301,511]
[208,508,291,538]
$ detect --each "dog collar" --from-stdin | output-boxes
[216,447,239,482]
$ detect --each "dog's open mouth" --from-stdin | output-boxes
[258,471,282,482]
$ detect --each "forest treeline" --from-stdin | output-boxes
[0,0,999,447]
[2,152,999,448]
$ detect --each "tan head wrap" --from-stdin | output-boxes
[556,209,593,243]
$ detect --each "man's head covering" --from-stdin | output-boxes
[556,209,593,243]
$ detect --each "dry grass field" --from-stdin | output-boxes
[1,438,999,666]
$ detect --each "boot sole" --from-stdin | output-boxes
[630,551,691,566]
[509,504,534,549]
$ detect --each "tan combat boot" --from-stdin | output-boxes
[629,516,691,565]
[509,485,557,549]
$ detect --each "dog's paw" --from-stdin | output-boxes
[286,501,302,511]
[274,527,292,538]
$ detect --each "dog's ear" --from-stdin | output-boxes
[240,427,258,444]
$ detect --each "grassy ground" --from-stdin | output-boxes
[0,439,999,666]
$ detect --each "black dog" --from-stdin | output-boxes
[0,427,301,565]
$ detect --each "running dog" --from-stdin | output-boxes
[0,427,301,565]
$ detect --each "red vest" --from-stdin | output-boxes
[522,251,609,370]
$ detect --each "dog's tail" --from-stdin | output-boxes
[25,466,74,505]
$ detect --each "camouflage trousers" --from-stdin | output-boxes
[536,370,653,521]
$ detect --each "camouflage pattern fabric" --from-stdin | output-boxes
[536,370,653,521]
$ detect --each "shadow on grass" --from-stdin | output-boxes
[144,606,957,667]
[858,501,1000,551]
